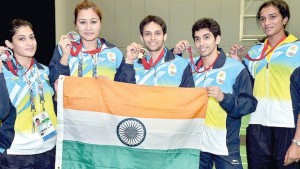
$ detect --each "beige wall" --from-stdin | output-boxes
[55,0,300,56]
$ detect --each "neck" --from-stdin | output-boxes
[15,55,33,69]
[82,39,98,51]
[202,51,218,68]
[267,31,286,48]
[150,47,164,62]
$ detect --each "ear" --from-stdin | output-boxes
[164,33,167,41]
[216,35,221,45]
[283,17,288,26]
[5,40,13,49]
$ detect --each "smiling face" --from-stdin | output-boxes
[193,28,220,58]
[258,5,288,39]
[140,21,167,53]
[76,8,101,42]
[5,26,37,60]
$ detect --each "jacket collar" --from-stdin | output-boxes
[195,47,226,69]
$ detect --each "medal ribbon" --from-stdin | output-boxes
[141,49,165,70]
[7,58,35,76]
[70,39,104,77]
[190,53,220,74]
[70,39,104,56]
[245,36,286,61]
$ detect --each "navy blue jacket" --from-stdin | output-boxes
[0,73,16,153]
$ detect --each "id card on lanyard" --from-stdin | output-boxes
[33,112,56,141]
[25,66,56,139]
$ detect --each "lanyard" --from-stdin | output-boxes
[190,53,220,74]
[70,40,103,78]
[141,49,165,70]
[77,52,99,78]
[245,36,286,61]
[23,66,45,133]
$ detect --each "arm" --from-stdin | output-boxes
[284,67,300,166]
[219,68,257,118]
[0,101,16,153]
[48,45,70,86]
[114,42,141,84]
[114,62,136,84]
[0,73,11,121]
[0,73,16,152]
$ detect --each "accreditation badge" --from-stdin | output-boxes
[33,112,57,141]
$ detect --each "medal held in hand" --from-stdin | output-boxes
[0,48,13,61]
[67,31,80,42]
[186,45,197,56]
[237,47,247,59]
[137,48,150,59]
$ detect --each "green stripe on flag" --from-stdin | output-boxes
[61,140,200,169]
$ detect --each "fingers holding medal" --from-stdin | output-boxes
[126,42,146,64]
[0,47,13,62]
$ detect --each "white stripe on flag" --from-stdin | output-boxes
[62,108,204,150]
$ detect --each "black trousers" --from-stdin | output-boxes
[0,146,55,169]
[246,124,300,169]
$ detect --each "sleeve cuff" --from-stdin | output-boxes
[0,148,5,153]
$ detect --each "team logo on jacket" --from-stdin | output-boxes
[168,63,177,76]
[116,118,146,147]
[286,45,298,57]
[107,52,116,62]
[216,71,226,84]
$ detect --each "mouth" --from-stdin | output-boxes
[264,27,272,31]
[84,32,94,36]
[26,48,35,52]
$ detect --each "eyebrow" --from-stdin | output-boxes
[78,18,99,21]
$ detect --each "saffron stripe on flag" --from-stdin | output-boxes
[62,76,207,119]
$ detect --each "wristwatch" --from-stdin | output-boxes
[292,139,300,146]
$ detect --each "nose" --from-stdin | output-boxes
[86,23,92,30]
[264,18,271,26]
[199,39,205,46]
[150,34,156,40]
[26,38,33,46]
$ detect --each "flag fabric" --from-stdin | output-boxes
[55,76,208,169]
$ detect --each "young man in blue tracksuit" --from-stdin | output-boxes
[115,15,194,87]
[173,18,257,169]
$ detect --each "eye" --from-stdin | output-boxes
[91,20,97,24]
[270,15,277,20]
[259,17,266,22]
[204,35,210,40]
[194,37,200,42]
[19,37,26,41]
[155,32,161,36]
[30,36,36,40]
[79,21,86,24]
[144,32,150,36]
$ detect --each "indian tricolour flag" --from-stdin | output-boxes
[55,76,208,169]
